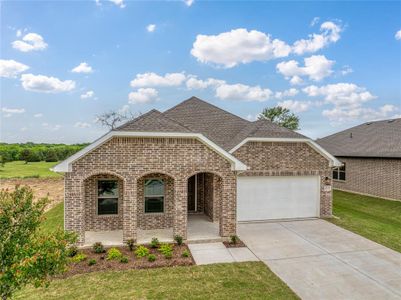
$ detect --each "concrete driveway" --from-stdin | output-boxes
[238,219,401,300]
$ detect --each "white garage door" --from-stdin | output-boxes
[237,176,320,221]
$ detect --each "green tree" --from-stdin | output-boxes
[19,149,32,164]
[258,106,300,130]
[0,186,76,299]
[44,149,59,162]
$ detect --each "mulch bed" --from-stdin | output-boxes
[223,240,246,248]
[60,244,194,278]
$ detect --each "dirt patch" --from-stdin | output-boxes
[0,178,64,211]
[62,244,194,278]
[223,240,246,248]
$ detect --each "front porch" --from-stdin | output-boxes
[83,214,220,247]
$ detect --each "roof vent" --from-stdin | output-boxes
[349,132,353,138]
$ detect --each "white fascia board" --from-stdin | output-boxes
[229,137,342,168]
[51,131,248,173]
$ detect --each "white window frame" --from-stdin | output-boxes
[97,179,119,216]
[333,163,346,182]
[144,178,165,214]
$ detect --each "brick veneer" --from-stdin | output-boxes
[232,141,333,217]
[65,137,236,244]
[333,157,401,201]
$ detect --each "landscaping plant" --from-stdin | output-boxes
[0,186,76,300]
[147,254,156,262]
[66,245,78,257]
[71,253,87,263]
[182,250,190,258]
[92,242,105,254]
[88,259,97,266]
[158,243,173,258]
[126,239,135,251]
[106,248,123,261]
[230,235,239,244]
[150,237,160,248]
[134,245,150,258]
[120,256,129,263]
[174,235,183,246]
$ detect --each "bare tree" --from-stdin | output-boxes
[96,110,141,130]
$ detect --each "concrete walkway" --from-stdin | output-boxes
[188,242,258,265]
[238,219,401,300]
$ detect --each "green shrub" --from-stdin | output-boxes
[182,250,190,258]
[106,247,123,260]
[135,245,149,258]
[158,243,173,257]
[126,238,135,251]
[92,242,105,254]
[120,256,129,263]
[66,245,78,257]
[71,253,87,263]
[88,259,96,266]
[148,254,156,262]
[230,235,239,244]
[150,237,159,248]
[174,235,183,246]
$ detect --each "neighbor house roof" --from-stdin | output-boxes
[316,118,401,158]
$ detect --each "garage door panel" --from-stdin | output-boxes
[237,176,320,221]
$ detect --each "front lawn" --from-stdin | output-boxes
[0,160,62,178]
[14,262,298,300]
[41,202,64,233]
[329,190,401,253]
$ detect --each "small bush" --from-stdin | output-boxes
[71,253,87,263]
[66,245,78,257]
[182,250,190,258]
[150,237,160,248]
[230,235,239,244]
[164,252,172,259]
[120,256,129,263]
[126,238,136,251]
[92,242,105,254]
[147,254,156,262]
[174,235,183,246]
[135,245,150,258]
[88,258,97,266]
[158,243,173,257]
[106,247,123,260]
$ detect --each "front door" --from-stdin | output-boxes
[187,175,196,212]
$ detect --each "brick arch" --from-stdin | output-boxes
[81,170,126,183]
[135,170,176,182]
[184,170,223,181]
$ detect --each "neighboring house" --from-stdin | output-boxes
[53,97,340,245]
[317,118,401,201]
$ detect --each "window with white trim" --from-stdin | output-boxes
[97,180,119,215]
[144,179,164,213]
[333,163,346,181]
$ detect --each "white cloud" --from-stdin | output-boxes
[277,100,312,113]
[322,104,399,122]
[276,55,335,83]
[290,76,303,85]
[395,29,401,40]
[118,104,130,114]
[34,113,43,118]
[292,21,342,55]
[130,72,187,88]
[109,0,125,8]
[0,59,29,78]
[215,83,272,102]
[42,123,61,131]
[81,90,95,99]
[12,33,48,52]
[185,76,225,89]
[74,121,91,128]
[191,28,291,68]
[95,0,101,6]
[128,88,158,104]
[310,17,320,27]
[71,62,93,74]
[147,24,156,32]
[341,65,353,75]
[184,0,194,6]
[2,107,25,114]
[16,29,22,37]
[275,88,299,99]
[21,74,76,93]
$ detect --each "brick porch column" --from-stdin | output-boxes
[65,175,85,245]
[123,177,137,243]
[173,178,187,239]
[219,174,237,237]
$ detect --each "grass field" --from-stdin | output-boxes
[0,161,62,178]
[330,190,401,253]
[41,202,64,233]
[14,262,298,300]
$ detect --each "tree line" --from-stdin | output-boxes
[0,143,89,164]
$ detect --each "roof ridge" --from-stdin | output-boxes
[114,109,162,131]
[160,112,194,132]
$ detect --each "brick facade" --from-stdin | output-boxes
[333,157,401,201]
[232,141,333,217]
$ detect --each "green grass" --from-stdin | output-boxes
[329,190,401,253]
[0,161,62,179]
[41,202,64,234]
[14,262,298,300]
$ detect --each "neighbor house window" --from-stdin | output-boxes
[97,180,119,215]
[333,163,346,181]
[144,179,164,213]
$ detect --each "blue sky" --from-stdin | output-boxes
[1,0,400,144]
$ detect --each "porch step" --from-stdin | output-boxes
[186,237,224,244]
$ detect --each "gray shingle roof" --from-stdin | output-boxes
[316,118,401,158]
[116,96,306,150]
